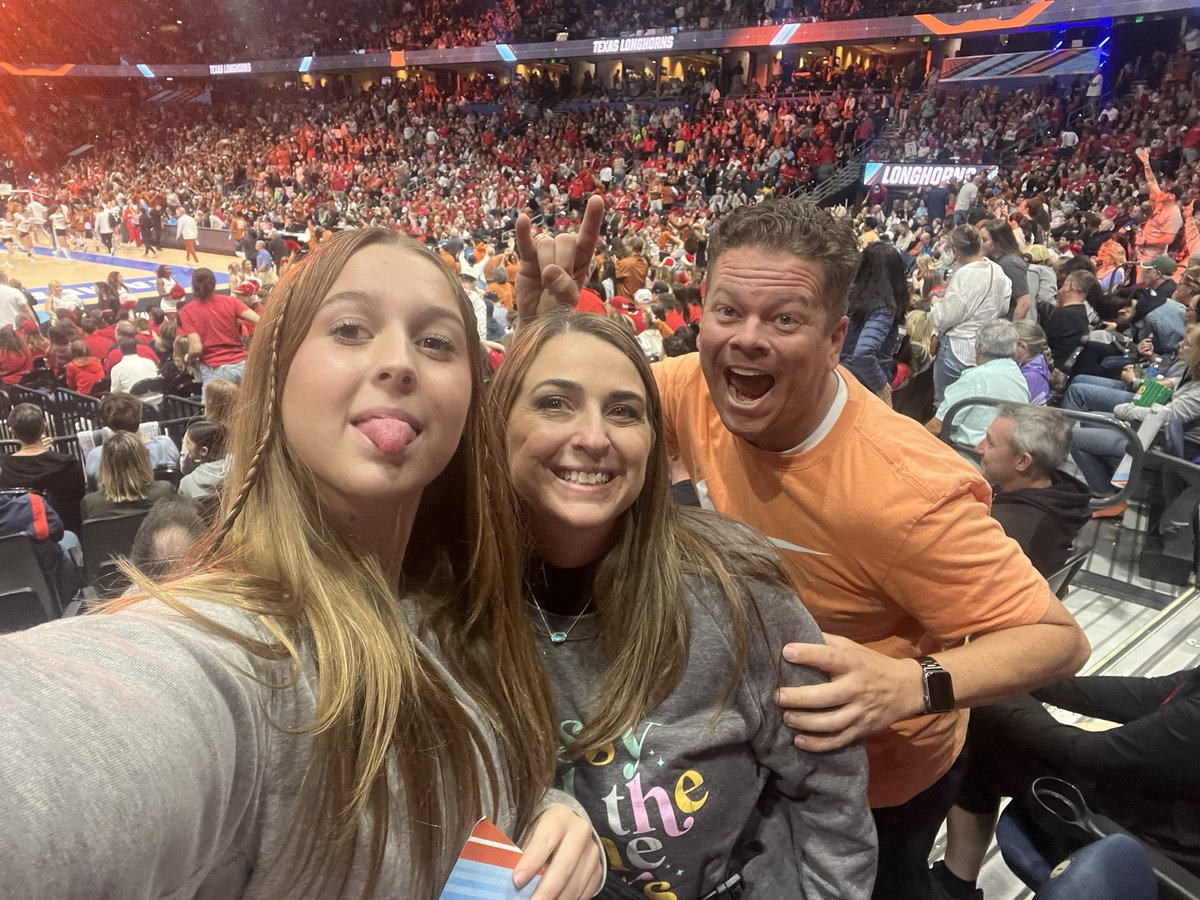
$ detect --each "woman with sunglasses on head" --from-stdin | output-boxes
[0,230,603,899]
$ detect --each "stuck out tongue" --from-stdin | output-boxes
[357,418,417,454]
[729,372,775,401]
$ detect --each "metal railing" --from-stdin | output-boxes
[938,398,1147,511]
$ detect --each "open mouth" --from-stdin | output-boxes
[725,366,776,403]
[555,469,614,486]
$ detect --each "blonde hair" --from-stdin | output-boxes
[172,335,193,376]
[490,311,792,759]
[115,229,554,896]
[98,431,154,503]
[202,377,239,428]
[905,307,935,353]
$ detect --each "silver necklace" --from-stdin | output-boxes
[532,601,591,645]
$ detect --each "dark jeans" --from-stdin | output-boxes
[872,753,966,900]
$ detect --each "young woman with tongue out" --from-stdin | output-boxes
[491,310,876,900]
[0,229,603,900]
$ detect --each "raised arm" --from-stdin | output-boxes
[0,606,274,896]
[515,194,605,327]
[1137,147,1163,201]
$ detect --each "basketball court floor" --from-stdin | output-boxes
[3,238,233,317]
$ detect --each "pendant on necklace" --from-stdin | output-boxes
[551,631,567,644]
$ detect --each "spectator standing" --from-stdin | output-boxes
[979,219,1032,321]
[176,207,199,263]
[840,241,909,402]
[925,180,950,224]
[954,174,980,226]
[1134,147,1182,274]
[138,205,155,257]
[148,203,164,254]
[929,225,1012,405]
[254,240,275,287]
[0,271,35,327]
[94,205,116,255]
[615,237,649,299]
[178,268,260,386]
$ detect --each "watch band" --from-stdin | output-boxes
[917,655,955,715]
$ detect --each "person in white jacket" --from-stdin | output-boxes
[929,224,1012,405]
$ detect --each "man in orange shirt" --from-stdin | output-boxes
[614,237,649,299]
[515,195,1090,900]
[1134,146,1182,277]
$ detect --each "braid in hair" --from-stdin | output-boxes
[213,295,289,549]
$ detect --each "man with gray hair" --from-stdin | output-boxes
[928,319,1030,446]
[977,404,1091,576]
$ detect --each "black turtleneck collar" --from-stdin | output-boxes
[526,559,598,617]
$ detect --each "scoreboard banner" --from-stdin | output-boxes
[863,162,1000,189]
[939,47,1100,82]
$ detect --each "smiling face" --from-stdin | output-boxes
[698,247,847,452]
[280,243,473,535]
[506,332,652,568]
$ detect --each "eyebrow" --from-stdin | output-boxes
[320,291,465,328]
[530,379,646,404]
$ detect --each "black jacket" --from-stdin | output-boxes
[991,471,1092,576]
[0,452,86,534]
[977,670,1200,873]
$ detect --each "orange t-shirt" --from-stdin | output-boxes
[654,355,1052,808]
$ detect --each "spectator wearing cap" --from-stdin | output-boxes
[1137,258,1188,359]
[1140,254,1178,301]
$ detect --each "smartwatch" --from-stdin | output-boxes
[917,656,955,715]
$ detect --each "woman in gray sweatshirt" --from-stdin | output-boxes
[494,311,877,900]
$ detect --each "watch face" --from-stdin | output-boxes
[926,669,955,713]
